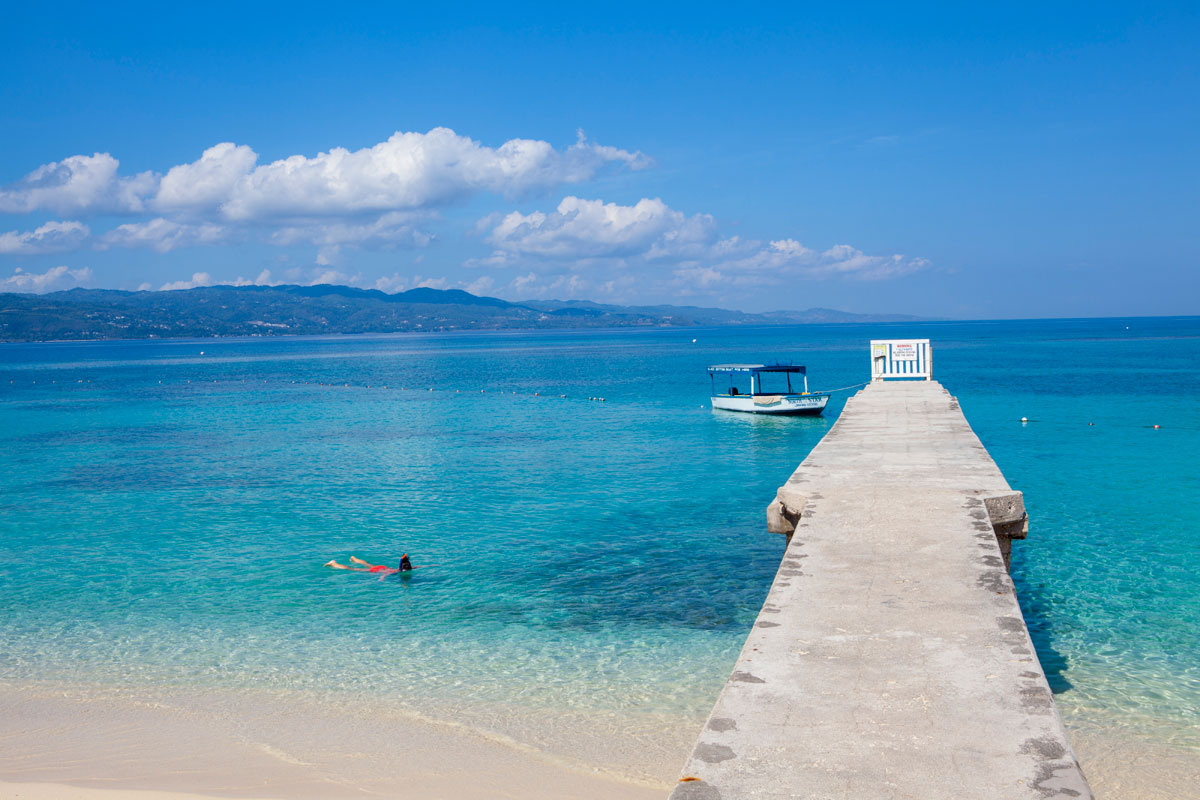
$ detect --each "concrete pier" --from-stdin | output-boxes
[672,381,1091,799]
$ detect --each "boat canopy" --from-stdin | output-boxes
[708,363,806,375]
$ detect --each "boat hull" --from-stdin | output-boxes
[711,393,829,415]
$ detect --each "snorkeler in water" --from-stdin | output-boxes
[324,555,398,574]
[324,554,423,576]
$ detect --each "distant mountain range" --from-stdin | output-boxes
[0,284,924,343]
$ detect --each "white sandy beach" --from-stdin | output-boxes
[0,682,681,800]
[1,681,1197,799]
[0,785,277,800]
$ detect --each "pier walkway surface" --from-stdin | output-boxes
[672,381,1091,799]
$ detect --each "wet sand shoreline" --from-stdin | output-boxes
[1,681,1196,799]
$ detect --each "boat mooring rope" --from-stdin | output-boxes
[820,381,871,394]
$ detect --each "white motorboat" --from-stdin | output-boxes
[708,363,829,416]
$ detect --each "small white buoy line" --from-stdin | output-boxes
[2,378,1190,429]
[2,376,618,405]
[1011,418,1185,431]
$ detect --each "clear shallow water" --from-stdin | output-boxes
[1,320,1197,746]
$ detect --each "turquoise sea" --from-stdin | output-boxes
[1,319,1197,755]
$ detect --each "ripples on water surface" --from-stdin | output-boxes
[0,319,1197,746]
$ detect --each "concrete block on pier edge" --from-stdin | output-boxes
[671,381,1091,799]
[766,488,807,535]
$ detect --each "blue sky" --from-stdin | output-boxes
[1,2,1196,318]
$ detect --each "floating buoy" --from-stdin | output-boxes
[1088,422,1094,426]
[692,338,697,343]
[200,351,205,355]
[1153,424,1161,429]
[1020,417,1028,423]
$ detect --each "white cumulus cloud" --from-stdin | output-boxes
[159,272,214,291]
[462,276,495,296]
[155,142,258,211]
[0,130,646,265]
[0,153,156,214]
[1,265,93,293]
[229,269,277,287]
[486,197,716,260]
[270,211,433,265]
[0,220,90,254]
[710,240,929,282]
[219,128,648,221]
[101,218,227,253]
[1,131,644,220]
[478,197,929,294]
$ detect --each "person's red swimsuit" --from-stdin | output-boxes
[368,565,393,573]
